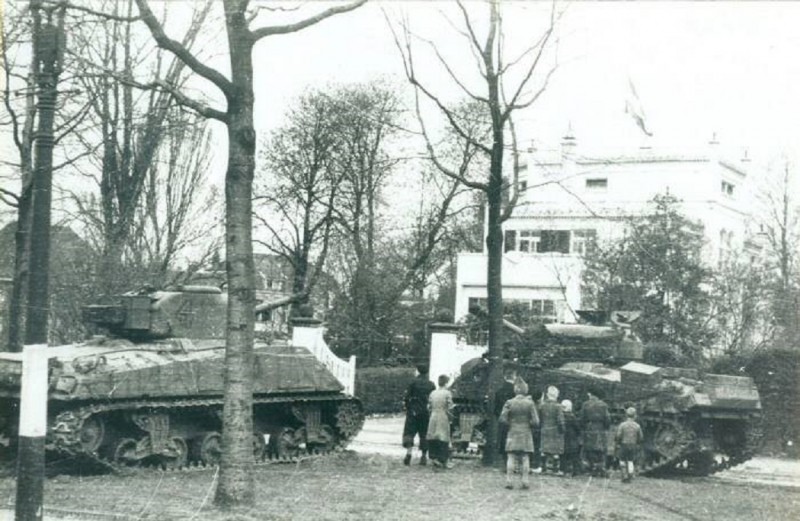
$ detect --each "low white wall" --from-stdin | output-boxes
[292,325,356,396]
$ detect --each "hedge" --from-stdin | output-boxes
[355,366,416,414]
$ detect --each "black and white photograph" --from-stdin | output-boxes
[0,0,798,519]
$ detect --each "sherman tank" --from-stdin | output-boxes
[449,312,762,476]
[0,286,364,470]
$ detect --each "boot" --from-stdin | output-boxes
[419,453,428,466]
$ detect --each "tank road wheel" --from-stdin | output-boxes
[79,416,105,453]
[113,438,141,468]
[308,425,337,454]
[268,427,300,460]
[194,432,222,466]
[161,437,189,470]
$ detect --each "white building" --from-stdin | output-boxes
[454,135,763,324]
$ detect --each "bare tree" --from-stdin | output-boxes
[128,114,222,287]
[757,160,800,347]
[390,0,559,464]
[254,89,345,315]
[1,3,37,351]
[61,0,213,295]
[132,0,366,506]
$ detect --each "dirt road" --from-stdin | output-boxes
[351,414,800,488]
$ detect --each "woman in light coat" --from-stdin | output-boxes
[499,380,539,489]
[426,374,454,468]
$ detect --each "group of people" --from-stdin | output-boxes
[401,365,454,469]
[401,365,644,488]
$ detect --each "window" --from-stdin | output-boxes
[518,230,540,253]
[721,180,735,197]
[504,230,517,252]
[539,230,571,254]
[505,229,570,254]
[571,229,597,256]
[468,297,488,314]
[507,299,559,325]
[519,180,528,192]
[586,178,608,190]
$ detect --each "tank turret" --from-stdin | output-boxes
[82,285,228,341]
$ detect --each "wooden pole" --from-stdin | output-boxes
[15,344,48,521]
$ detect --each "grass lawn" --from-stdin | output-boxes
[1,452,798,520]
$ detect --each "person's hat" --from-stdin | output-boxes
[547,385,560,401]
[561,399,573,412]
[626,407,636,418]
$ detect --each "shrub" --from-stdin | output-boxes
[355,366,417,414]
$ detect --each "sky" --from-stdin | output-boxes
[241,0,800,161]
[3,0,800,223]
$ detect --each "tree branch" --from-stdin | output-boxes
[134,0,233,98]
[251,0,367,40]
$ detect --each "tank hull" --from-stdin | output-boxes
[0,338,364,470]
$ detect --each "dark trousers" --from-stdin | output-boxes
[402,413,430,453]
[584,448,606,476]
[561,450,581,476]
[428,440,449,464]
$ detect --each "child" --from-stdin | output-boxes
[615,407,643,482]
[560,399,582,477]
[539,386,565,474]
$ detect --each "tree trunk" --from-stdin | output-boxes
[481,143,505,466]
[214,5,256,507]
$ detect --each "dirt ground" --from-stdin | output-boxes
[0,415,797,521]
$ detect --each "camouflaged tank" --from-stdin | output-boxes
[450,313,762,476]
[0,286,364,470]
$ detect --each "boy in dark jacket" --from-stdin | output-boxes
[615,407,643,482]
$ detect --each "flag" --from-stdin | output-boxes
[625,78,653,137]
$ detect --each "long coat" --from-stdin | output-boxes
[426,388,454,442]
[580,396,611,451]
[499,395,539,453]
[563,410,581,454]
[539,399,565,455]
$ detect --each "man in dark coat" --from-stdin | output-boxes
[402,365,436,465]
[580,388,611,477]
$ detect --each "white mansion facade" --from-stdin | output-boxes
[453,135,763,324]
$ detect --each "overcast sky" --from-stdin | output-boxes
[4,0,800,222]
[246,0,800,164]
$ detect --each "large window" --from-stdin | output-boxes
[505,228,594,255]
[468,297,560,324]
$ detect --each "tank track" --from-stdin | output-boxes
[47,393,364,474]
[637,415,761,477]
